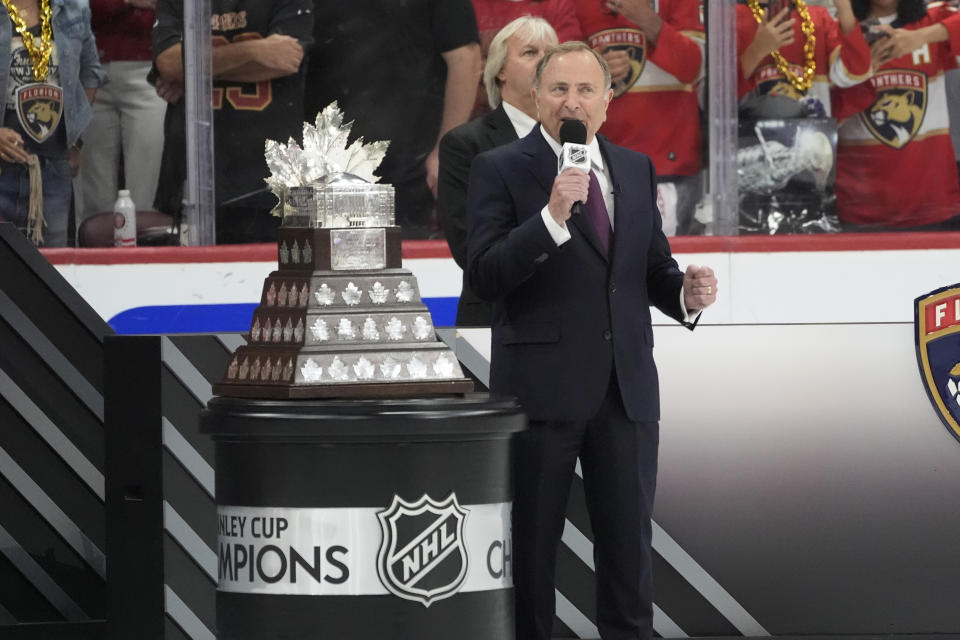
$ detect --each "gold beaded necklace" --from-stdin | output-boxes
[747,0,817,93]
[2,0,54,82]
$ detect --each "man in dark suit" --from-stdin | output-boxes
[466,42,717,640]
[438,16,558,327]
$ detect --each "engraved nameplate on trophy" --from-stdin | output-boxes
[330,229,386,271]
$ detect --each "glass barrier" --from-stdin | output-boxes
[76,0,212,247]
[733,0,960,234]
[73,0,959,247]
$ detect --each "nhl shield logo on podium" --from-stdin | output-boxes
[915,283,960,444]
[376,493,469,607]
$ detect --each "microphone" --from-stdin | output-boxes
[558,119,589,216]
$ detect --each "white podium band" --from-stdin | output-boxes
[217,502,513,597]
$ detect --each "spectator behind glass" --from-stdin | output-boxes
[304,1,481,239]
[0,0,105,247]
[737,0,871,119]
[438,16,558,327]
[78,0,166,230]
[948,64,960,181]
[574,0,706,236]
[152,0,313,244]
[834,0,960,229]
[470,0,582,117]
[941,0,959,185]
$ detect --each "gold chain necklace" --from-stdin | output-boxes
[2,0,53,82]
[747,0,817,93]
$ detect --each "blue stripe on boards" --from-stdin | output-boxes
[108,298,460,334]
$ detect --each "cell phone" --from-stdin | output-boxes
[860,18,889,45]
[766,0,789,18]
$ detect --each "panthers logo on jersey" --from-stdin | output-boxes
[16,83,63,144]
[588,28,647,98]
[756,63,808,101]
[861,70,928,149]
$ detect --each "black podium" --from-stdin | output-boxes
[201,394,524,640]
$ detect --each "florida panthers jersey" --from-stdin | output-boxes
[836,4,960,227]
[737,4,872,118]
[574,0,704,178]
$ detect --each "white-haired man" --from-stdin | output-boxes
[467,42,717,639]
[438,16,558,327]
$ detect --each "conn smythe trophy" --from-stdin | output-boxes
[214,104,473,398]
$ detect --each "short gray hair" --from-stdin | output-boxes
[483,16,559,109]
[534,41,612,93]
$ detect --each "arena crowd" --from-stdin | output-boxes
[0,0,957,247]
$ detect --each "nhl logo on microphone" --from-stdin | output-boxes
[560,144,590,173]
[569,146,588,166]
[376,493,469,606]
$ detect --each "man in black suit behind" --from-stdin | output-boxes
[438,16,559,327]
[467,42,718,640]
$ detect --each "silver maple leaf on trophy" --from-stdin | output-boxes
[263,101,391,218]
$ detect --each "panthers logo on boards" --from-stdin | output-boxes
[861,70,928,149]
[16,83,62,144]
[588,28,646,98]
[915,284,960,445]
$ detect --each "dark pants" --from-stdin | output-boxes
[512,374,659,640]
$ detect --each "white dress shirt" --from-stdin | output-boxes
[501,100,538,139]
[535,128,695,319]
[538,128,614,245]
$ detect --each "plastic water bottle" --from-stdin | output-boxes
[113,189,137,247]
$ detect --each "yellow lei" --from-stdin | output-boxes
[2,0,54,82]
[747,0,817,93]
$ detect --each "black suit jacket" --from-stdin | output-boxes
[438,104,518,326]
[467,125,693,422]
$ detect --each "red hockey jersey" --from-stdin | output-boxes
[736,3,872,118]
[836,4,960,227]
[574,0,704,178]
[473,0,584,47]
